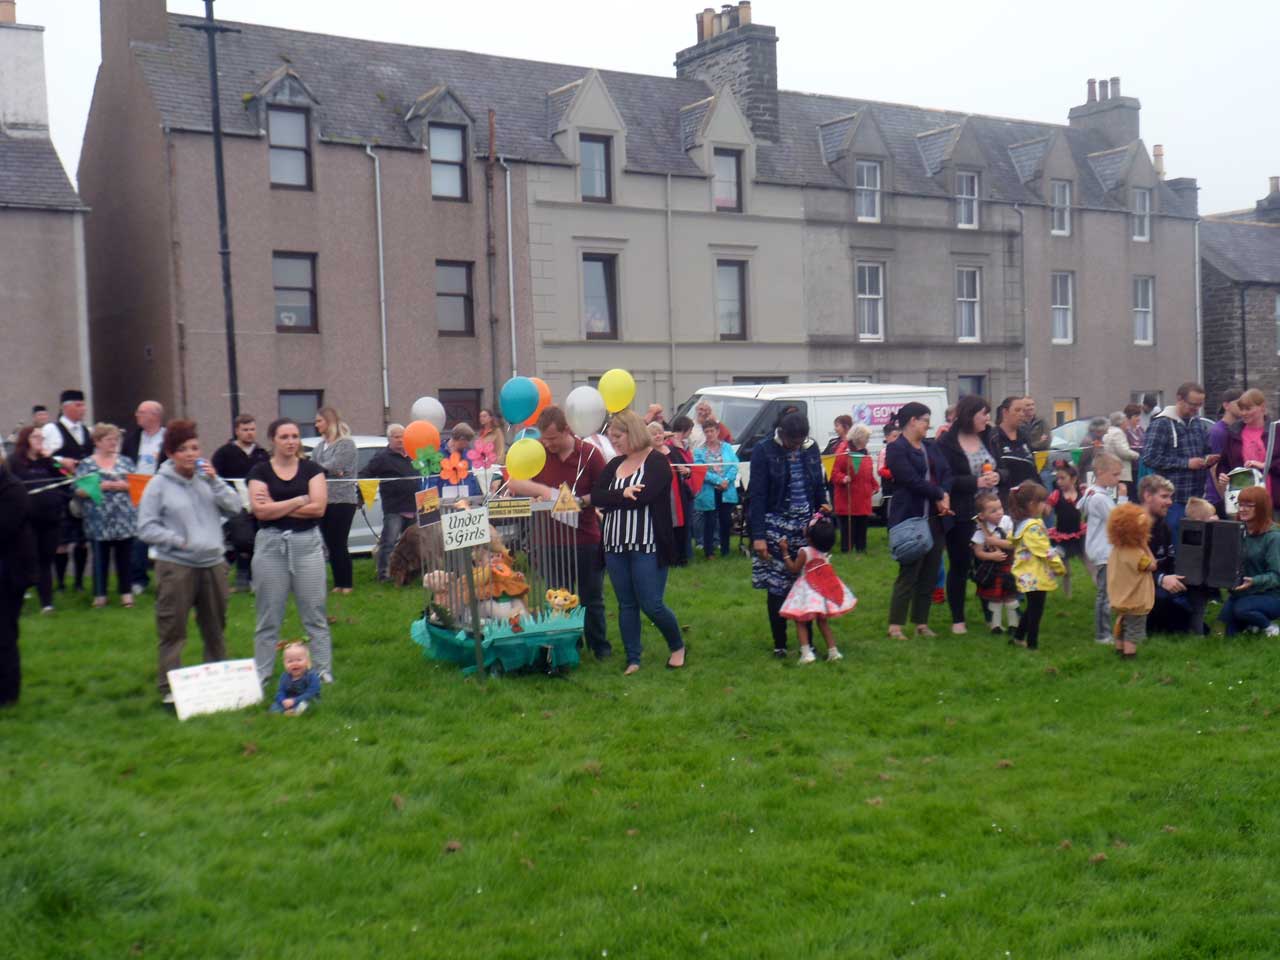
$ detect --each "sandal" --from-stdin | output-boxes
[887,626,907,640]
[916,626,937,638]
[623,663,640,676]
[121,595,134,609]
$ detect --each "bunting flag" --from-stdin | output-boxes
[358,479,380,509]
[1034,451,1050,472]
[851,453,865,472]
[821,454,836,480]
[1070,449,1083,466]
[126,473,153,507]
[688,464,708,496]
[74,472,103,505]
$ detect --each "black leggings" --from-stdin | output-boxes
[55,542,88,590]
[835,515,869,553]
[1014,591,1046,648]
[32,519,59,607]
[767,592,789,650]
[321,503,358,589]
[945,519,976,624]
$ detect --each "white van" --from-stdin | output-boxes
[674,382,949,499]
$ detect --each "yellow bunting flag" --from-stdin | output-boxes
[1034,451,1049,473]
[552,482,581,514]
[821,454,836,480]
[126,473,152,507]
[357,479,380,509]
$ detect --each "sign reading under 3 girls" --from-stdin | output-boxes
[852,402,906,427]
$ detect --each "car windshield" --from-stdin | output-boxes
[676,395,766,440]
[1050,420,1091,449]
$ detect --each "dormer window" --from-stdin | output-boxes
[1051,180,1072,236]
[854,160,881,222]
[429,124,468,201]
[269,107,311,189]
[580,134,612,203]
[956,171,979,229]
[1131,187,1151,241]
[713,149,743,212]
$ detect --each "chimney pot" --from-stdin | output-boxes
[1270,176,1279,195]
[1153,144,1165,179]
[739,1,752,25]
[1099,79,1110,101]
[0,0,15,25]
[1087,78,1097,103]
[1110,76,1121,98]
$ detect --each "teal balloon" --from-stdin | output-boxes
[515,427,541,441]
[499,377,539,425]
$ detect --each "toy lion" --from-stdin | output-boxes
[545,588,580,616]
[1105,502,1155,658]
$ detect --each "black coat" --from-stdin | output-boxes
[992,426,1039,502]
[0,466,37,589]
[211,441,269,480]
[10,455,70,526]
[936,426,1006,520]
[884,436,952,529]
[361,448,420,516]
[120,427,168,469]
[591,450,678,567]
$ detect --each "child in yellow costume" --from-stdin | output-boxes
[1009,482,1065,649]
[1105,502,1155,658]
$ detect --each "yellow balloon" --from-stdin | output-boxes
[598,368,636,414]
[505,437,547,481]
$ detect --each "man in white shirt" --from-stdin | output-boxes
[41,389,90,468]
[121,400,166,594]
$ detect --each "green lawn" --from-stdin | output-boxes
[5,530,1280,958]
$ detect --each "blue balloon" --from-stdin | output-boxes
[516,427,541,441]
[499,377,539,425]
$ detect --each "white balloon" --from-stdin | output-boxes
[410,396,447,429]
[565,386,607,438]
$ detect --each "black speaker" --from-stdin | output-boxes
[1206,520,1245,589]
[1176,520,1209,585]
[1176,519,1246,588]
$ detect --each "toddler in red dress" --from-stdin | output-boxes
[778,516,857,664]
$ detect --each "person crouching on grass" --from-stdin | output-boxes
[1105,503,1155,657]
[777,515,856,663]
[270,642,321,715]
[1009,482,1064,649]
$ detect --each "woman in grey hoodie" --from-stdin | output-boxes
[137,420,243,704]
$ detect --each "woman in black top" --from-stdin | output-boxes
[936,395,1005,632]
[992,396,1038,503]
[247,418,333,685]
[591,410,685,675]
[10,426,70,613]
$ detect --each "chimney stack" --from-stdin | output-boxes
[1068,74,1141,148]
[1153,144,1165,179]
[1110,76,1121,98]
[0,1,15,26]
[676,2,779,142]
[1254,177,1280,223]
[1099,79,1110,101]
[1270,176,1280,195]
[1087,78,1097,103]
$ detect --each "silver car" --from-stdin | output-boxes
[302,435,389,556]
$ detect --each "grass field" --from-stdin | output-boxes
[5,529,1280,959]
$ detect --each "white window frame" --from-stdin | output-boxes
[1051,272,1074,344]
[956,171,979,229]
[854,160,882,223]
[1051,179,1071,236]
[955,267,981,342]
[1131,187,1151,241]
[1133,276,1154,345]
[855,261,884,342]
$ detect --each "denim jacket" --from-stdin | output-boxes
[748,437,828,539]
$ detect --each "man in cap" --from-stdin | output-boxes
[40,390,92,591]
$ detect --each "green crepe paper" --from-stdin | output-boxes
[851,453,864,471]
[75,472,104,505]
[1070,449,1083,466]
[412,445,443,478]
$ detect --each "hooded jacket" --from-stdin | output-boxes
[136,461,243,568]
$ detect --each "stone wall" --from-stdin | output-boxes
[674,25,778,143]
[1202,258,1280,406]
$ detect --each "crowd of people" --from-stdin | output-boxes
[3,377,1279,710]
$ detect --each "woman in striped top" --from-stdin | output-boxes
[591,410,686,675]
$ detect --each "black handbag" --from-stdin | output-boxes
[225,510,257,554]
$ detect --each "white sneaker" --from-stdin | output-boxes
[131,583,146,597]
[797,645,817,665]
[1095,635,1114,645]
[1266,625,1280,638]
[41,606,54,615]
[161,692,175,705]
[320,671,334,684]
[826,647,843,662]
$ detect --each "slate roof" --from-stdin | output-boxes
[545,80,581,137]
[679,96,714,151]
[916,125,960,177]
[1086,144,1133,192]
[816,112,857,163]
[0,133,84,212]
[1201,219,1280,285]
[135,13,1196,217]
[1007,137,1048,183]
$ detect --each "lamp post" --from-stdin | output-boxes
[182,1,242,425]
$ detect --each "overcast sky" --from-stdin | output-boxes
[33,0,1276,215]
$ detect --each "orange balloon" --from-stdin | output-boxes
[403,420,440,456]
[526,377,553,427]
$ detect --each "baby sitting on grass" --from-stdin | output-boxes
[269,642,321,716]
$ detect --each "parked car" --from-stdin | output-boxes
[302,435,387,556]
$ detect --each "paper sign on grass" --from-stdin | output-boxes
[167,659,262,721]
[443,504,490,552]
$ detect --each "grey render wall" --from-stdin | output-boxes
[1201,259,1280,406]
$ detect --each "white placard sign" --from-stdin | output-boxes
[443,504,490,552]
[167,659,263,721]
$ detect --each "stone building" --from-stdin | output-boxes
[1201,178,1280,404]
[0,0,92,432]
[80,0,1201,432]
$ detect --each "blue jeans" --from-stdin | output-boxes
[1167,501,1186,542]
[377,512,412,580]
[1219,592,1280,636]
[701,495,734,558]
[130,537,150,588]
[604,550,684,666]
[92,538,132,598]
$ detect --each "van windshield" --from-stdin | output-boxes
[676,395,766,441]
